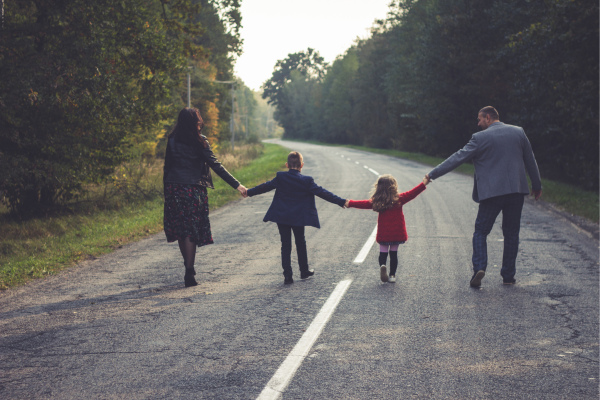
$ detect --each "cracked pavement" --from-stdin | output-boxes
[0,140,598,399]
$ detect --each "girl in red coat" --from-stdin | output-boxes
[345,175,430,282]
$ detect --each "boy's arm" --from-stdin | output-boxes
[247,176,278,197]
[347,199,373,209]
[398,182,426,204]
[307,179,346,207]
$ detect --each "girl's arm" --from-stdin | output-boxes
[398,182,426,204]
[347,199,374,209]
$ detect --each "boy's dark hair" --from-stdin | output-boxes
[287,151,303,169]
[479,106,499,120]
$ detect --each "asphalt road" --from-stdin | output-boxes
[1,140,598,399]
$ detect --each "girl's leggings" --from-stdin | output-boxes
[379,244,399,276]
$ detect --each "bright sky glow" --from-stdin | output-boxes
[235,0,393,91]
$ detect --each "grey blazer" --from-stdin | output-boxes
[428,122,542,203]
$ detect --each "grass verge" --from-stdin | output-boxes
[0,143,289,290]
[284,139,598,223]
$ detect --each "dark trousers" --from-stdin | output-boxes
[472,193,525,280]
[277,223,309,279]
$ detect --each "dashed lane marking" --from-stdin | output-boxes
[353,224,378,263]
[256,279,353,400]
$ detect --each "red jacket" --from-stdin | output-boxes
[348,183,426,243]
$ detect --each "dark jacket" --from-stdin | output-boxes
[163,136,239,189]
[247,169,346,228]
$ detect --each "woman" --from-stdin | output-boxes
[163,108,247,287]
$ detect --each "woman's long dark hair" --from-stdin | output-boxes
[168,108,208,148]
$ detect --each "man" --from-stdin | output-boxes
[426,106,542,287]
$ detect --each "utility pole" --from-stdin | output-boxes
[187,73,191,108]
[230,86,235,150]
[186,66,195,108]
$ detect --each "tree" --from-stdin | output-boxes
[262,48,327,107]
[0,0,202,214]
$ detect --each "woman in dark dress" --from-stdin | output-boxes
[163,108,247,287]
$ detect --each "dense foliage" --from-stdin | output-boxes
[263,0,599,190]
[0,0,245,214]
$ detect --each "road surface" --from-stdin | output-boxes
[1,140,598,399]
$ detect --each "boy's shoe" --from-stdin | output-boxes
[380,265,388,282]
[300,269,315,279]
[503,278,516,285]
[284,277,294,284]
[470,270,485,287]
[388,275,396,283]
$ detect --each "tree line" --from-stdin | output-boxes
[263,0,598,191]
[0,0,260,215]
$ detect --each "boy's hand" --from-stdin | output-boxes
[237,184,248,198]
[423,175,431,186]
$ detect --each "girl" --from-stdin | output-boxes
[345,175,429,282]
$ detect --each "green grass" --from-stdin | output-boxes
[284,139,599,222]
[0,143,290,290]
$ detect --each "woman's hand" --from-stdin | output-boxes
[237,184,248,198]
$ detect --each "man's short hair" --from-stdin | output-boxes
[287,151,303,169]
[479,106,499,120]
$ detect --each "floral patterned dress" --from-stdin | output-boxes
[163,183,213,247]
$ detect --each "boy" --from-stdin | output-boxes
[247,151,347,284]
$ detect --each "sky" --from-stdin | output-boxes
[235,0,393,91]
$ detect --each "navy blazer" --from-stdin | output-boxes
[247,169,346,228]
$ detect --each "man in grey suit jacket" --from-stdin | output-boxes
[425,106,542,287]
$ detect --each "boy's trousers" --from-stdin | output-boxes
[277,223,309,278]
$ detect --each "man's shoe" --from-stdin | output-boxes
[300,269,315,279]
[380,265,388,282]
[284,277,294,284]
[503,278,516,285]
[470,270,485,287]
[388,275,396,283]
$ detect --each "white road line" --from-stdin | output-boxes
[353,225,378,263]
[355,161,359,164]
[368,168,379,176]
[256,280,353,400]
[363,165,368,169]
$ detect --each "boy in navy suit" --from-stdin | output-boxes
[247,151,347,284]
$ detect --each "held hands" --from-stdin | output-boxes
[237,184,248,198]
[423,174,431,186]
[344,199,350,208]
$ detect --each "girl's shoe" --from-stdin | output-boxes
[380,265,388,282]
[388,275,396,283]
[184,270,198,287]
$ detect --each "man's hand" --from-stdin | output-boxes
[531,189,542,201]
[423,174,431,186]
[237,184,248,198]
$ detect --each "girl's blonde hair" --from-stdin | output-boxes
[370,174,399,212]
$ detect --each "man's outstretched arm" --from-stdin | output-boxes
[427,135,478,182]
